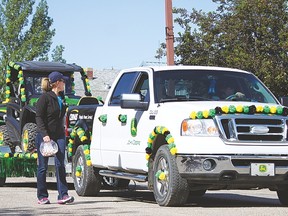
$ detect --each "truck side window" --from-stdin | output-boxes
[109,72,139,105]
[133,73,150,102]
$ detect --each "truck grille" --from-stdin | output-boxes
[215,114,288,144]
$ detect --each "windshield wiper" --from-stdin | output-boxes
[160,96,212,103]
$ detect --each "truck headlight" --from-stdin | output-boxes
[181,119,219,136]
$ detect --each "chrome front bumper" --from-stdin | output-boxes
[176,155,288,184]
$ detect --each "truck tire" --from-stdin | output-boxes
[0,125,14,152]
[153,145,189,206]
[73,145,101,196]
[21,123,37,152]
[102,177,130,189]
[277,189,288,206]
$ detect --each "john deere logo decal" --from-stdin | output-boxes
[259,165,267,172]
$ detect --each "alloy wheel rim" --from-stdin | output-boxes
[76,155,84,187]
[155,156,169,197]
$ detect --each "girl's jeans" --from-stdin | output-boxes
[36,133,69,200]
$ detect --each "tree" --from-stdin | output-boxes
[0,0,64,98]
[173,0,288,97]
[154,43,165,63]
[52,45,66,63]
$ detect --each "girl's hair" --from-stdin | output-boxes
[41,77,53,92]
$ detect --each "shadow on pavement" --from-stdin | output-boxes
[2,181,282,208]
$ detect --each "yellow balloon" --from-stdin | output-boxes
[170,147,177,155]
[167,136,174,144]
[222,106,229,114]
[190,111,197,119]
[203,110,209,118]
[270,106,277,114]
[159,172,166,180]
[236,105,243,113]
[86,160,92,166]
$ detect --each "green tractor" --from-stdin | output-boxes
[0,61,93,185]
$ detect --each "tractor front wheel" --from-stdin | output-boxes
[21,123,37,153]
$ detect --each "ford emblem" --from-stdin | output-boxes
[250,126,269,134]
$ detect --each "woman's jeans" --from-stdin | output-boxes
[36,133,69,200]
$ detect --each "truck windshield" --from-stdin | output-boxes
[153,69,278,104]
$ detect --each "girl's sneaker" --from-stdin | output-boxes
[57,195,74,204]
[38,197,50,204]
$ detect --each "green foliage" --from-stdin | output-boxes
[173,0,288,97]
[0,0,54,67]
[154,43,165,63]
[52,45,66,63]
[0,0,66,100]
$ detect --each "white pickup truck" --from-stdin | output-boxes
[66,65,288,206]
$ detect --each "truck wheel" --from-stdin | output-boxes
[21,123,37,152]
[102,177,130,189]
[153,145,189,206]
[73,145,101,196]
[0,125,14,152]
[0,176,6,187]
[277,189,288,206]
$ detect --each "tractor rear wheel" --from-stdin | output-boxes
[0,125,14,152]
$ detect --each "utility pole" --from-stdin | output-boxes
[165,0,174,65]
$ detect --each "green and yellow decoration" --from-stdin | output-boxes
[22,130,29,152]
[118,114,127,123]
[5,62,27,103]
[5,65,12,103]
[74,146,92,176]
[155,170,166,181]
[0,152,37,178]
[85,77,91,94]
[0,132,3,146]
[96,96,104,104]
[68,127,92,166]
[83,145,92,166]
[98,114,107,123]
[75,165,82,177]
[145,126,177,165]
[131,118,137,137]
[68,126,89,157]
[189,105,288,120]
[83,69,91,95]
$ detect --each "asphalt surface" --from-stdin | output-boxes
[1,177,288,216]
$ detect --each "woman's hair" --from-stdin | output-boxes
[41,77,54,92]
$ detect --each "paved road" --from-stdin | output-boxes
[1,177,288,216]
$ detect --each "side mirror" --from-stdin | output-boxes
[120,94,149,111]
[279,97,288,107]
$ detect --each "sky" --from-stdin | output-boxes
[47,0,217,70]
